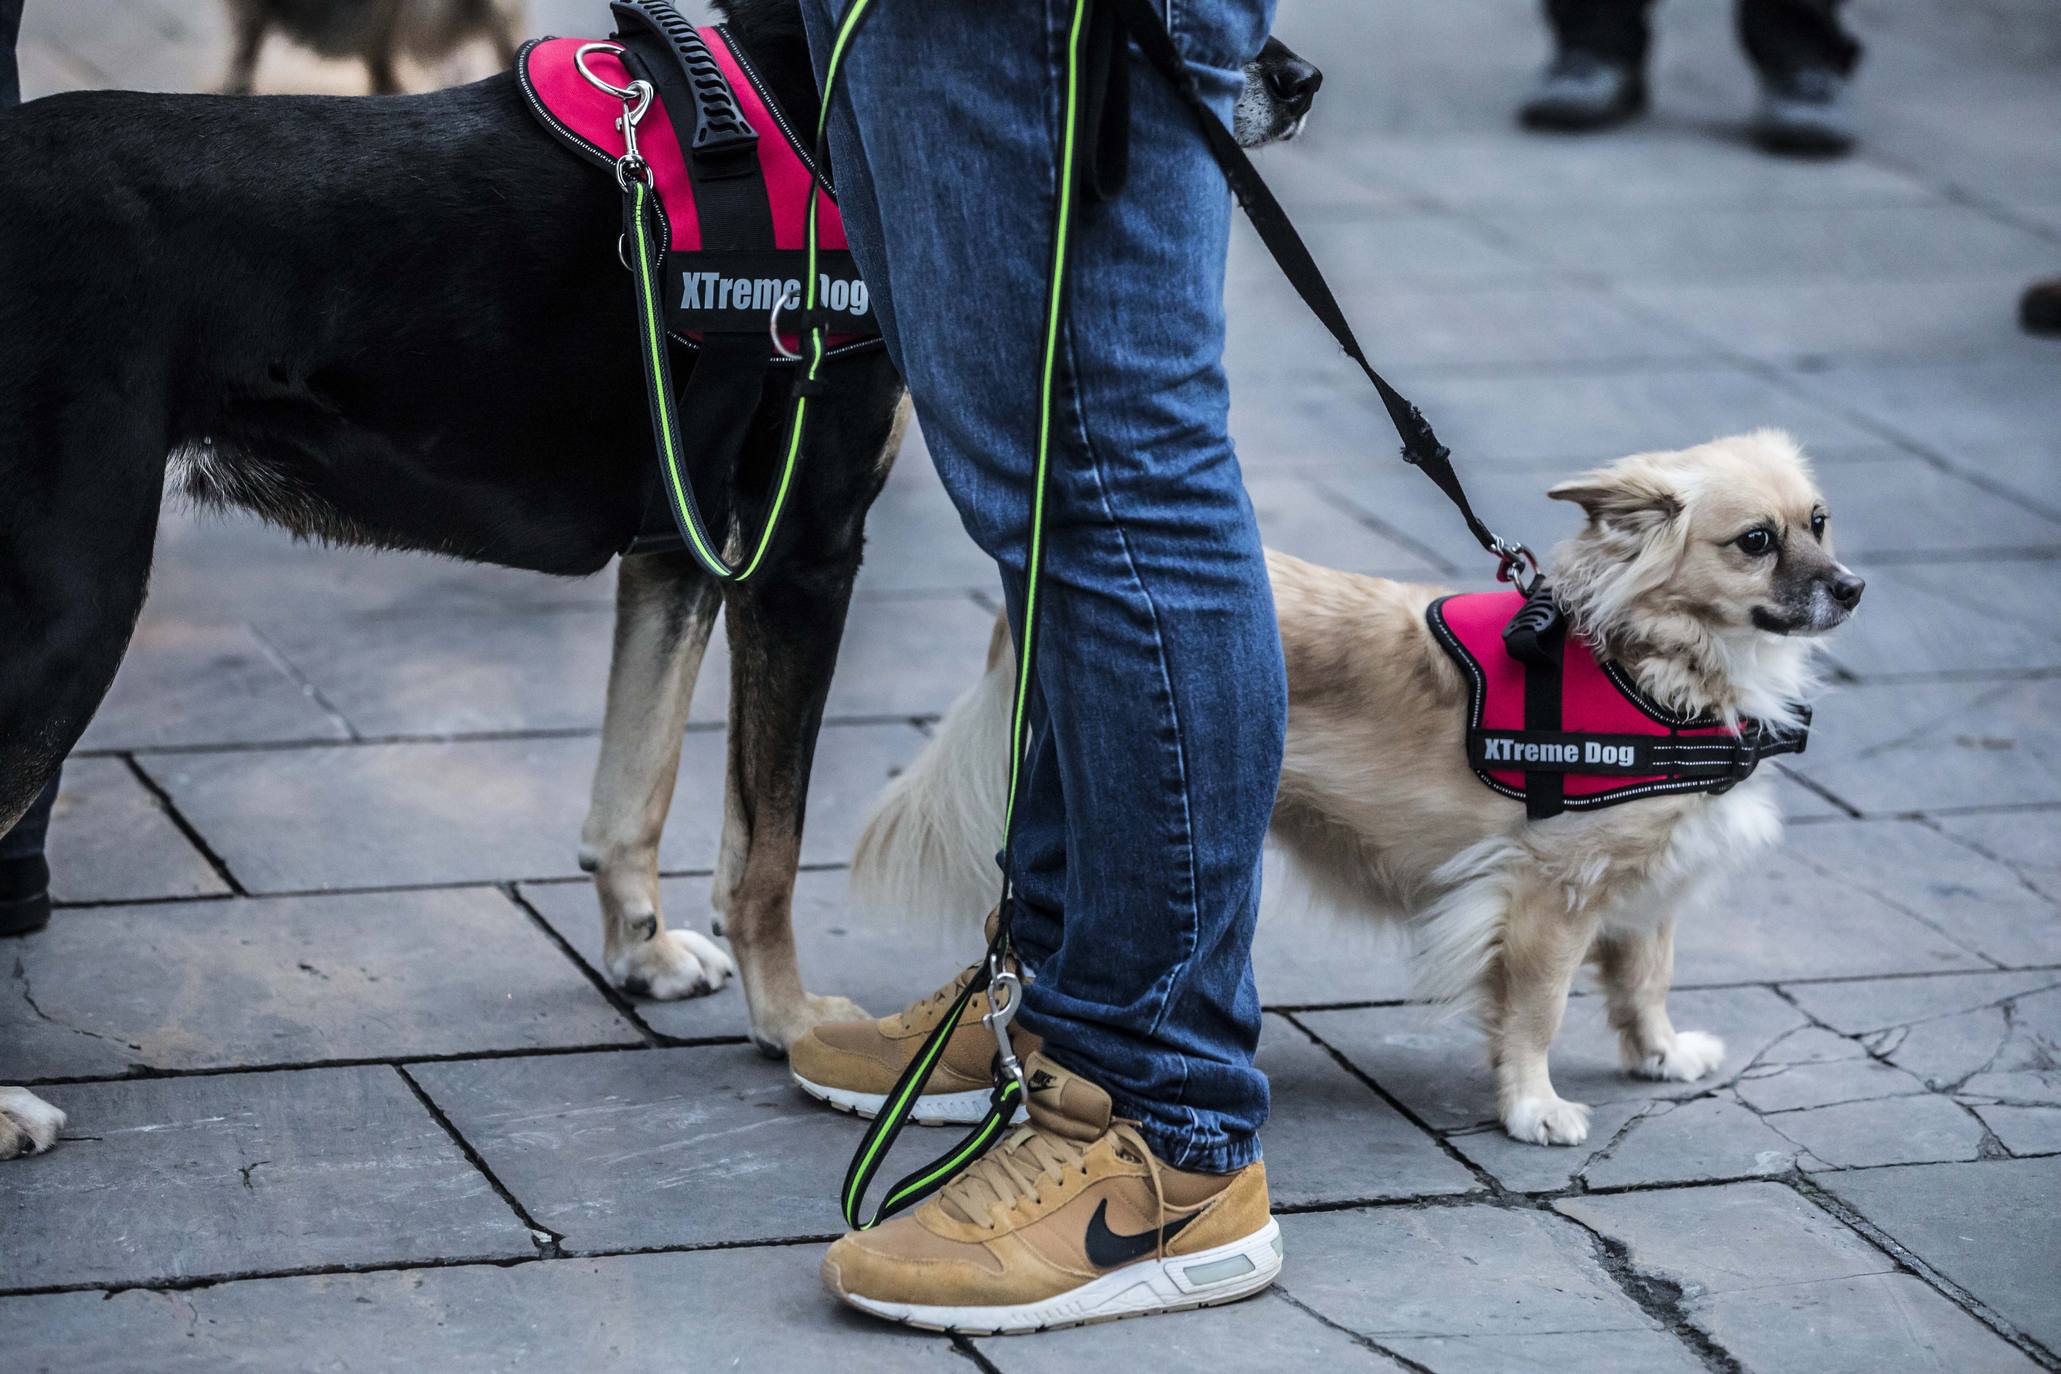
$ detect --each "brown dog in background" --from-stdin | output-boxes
[222,0,523,94]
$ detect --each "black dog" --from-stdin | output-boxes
[0,0,1319,1157]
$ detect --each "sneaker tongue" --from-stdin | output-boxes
[1021,1053,1112,1142]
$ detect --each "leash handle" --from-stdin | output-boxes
[1105,0,1528,578]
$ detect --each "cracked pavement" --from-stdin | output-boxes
[4,0,2059,1370]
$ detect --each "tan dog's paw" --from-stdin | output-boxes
[0,1088,66,1159]
[1503,1094,1592,1147]
[609,927,736,1001]
[1626,1029,1726,1083]
[748,993,870,1059]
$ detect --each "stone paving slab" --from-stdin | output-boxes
[1559,1183,2041,1373]
[1229,363,1881,478]
[1300,985,1810,1133]
[0,1067,534,1291]
[1676,842,1993,985]
[255,591,997,738]
[1782,970,2061,1091]
[519,869,978,1040]
[43,757,228,905]
[138,723,924,892]
[1784,678,2061,815]
[0,889,637,1081]
[1245,474,1446,578]
[1797,360,2061,460]
[1225,281,1712,377]
[1273,1204,1704,1374]
[79,617,347,753]
[1826,559,2061,679]
[1768,818,2061,971]
[395,1045,823,1252]
[1256,1017,1480,1206]
[1473,204,2060,287]
[0,1246,960,1374]
[1346,130,1938,209]
[1822,1157,2061,1356]
[410,1023,1470,1254]
[980,1286,1409,1372]
[1620,277,2058,366]
[528,866,1425,1042]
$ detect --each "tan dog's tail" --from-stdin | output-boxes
[848,612,1015,927]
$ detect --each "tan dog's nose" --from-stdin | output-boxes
[1830,573,1865,609]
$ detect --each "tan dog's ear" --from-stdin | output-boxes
[1548,465,1682,527]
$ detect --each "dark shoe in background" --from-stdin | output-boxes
[1519,51,1648,132]
[2021,279,2061,337]
[1750,67,1856,156]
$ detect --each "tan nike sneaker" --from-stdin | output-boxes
[821,1052,1281,1334]
[790,960,1040,1124]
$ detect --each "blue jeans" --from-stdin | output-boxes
[801,0,1284,1171]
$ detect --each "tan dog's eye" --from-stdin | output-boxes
[1735,527,1776,556]
[1810,511,1828,540]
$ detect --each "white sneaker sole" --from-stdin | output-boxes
[836,1218,1284,1335]
[790,1071,994,1126]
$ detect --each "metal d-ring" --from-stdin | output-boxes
[573,42,651,115]
[768,288,804,362]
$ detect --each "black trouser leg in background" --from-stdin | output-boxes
[1542,0,1657,67]
[1737,0,1861,78]
[1545,0,1860,76]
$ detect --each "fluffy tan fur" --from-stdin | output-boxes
[849,431,1860,1145]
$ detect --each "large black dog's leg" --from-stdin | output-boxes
[580,553,734,1000]
[0,408,163,835]
[714,554,873,1056]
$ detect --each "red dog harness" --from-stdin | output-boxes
[517,4,883,561]
[1427,589,1809,820]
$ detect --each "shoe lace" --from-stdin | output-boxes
[893,963,979,1033]
[941,1120,1173,1253]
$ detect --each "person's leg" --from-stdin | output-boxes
[1520,0,1656,132]
[803,0,1279,1171]
[1738,0,1861,154]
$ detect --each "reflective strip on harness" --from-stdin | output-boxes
[1428,591,1808,814]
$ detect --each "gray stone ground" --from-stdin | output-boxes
[5,0,2060,1370]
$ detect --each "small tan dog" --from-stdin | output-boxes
[850,431,1862,1146]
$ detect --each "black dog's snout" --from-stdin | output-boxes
[1268,52,1323,118]
[1830,573,1865,609]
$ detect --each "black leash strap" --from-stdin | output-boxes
[1106,0,1530,584]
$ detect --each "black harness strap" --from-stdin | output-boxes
[1504,584,1568,821]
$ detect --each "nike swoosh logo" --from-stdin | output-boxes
[1083,1198,1198,1270]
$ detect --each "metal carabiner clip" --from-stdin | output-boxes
[981,961,1028,1097]
[1493,539,1539,593]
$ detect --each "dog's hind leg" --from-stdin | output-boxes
[581,553,736,1001]
[713,567,869,1057]
[1596,919,1725,1083]
[1485,885,1601,1146]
